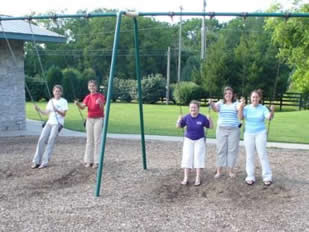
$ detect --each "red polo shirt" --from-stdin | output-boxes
[83,93,105,118]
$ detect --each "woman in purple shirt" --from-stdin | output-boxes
[176,100,213,186]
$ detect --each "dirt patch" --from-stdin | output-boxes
[0,136,308,232]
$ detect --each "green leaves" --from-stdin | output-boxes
[266,2,309,94]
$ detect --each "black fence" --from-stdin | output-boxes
[163,92,308,111]
[263,92,304,111]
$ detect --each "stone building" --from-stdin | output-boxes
[0,17,65,132]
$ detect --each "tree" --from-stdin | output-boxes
[201,17,290,98]
[265,1,309,93]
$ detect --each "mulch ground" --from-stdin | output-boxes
[0,136,308,232]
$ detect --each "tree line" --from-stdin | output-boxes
[25,1,309,103]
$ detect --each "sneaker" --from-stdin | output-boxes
[38,164,47,169]
[92,164,98,169]
[31,164,40,169]
[84,163,91,168]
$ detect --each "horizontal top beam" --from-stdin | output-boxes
[0,11,309,21]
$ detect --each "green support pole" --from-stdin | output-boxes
[95,12,123,197]
[133,18,147,170]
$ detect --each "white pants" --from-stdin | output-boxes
[32,123,59,165]
[244,130,272,182]
[181,137,206,169]
[84,117,103,164]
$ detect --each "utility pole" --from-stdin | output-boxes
[177,6,183,83]
[166,46,171,104]
[201,0,207,60]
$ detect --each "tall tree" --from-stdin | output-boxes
[265,1,309,93]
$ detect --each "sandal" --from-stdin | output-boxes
[181,179,188,185]
[194,178,201,186]
[214,173,221,179]
[229,172,236,178]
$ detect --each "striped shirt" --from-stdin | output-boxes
[244,104,270,133]
[216,100,240,128]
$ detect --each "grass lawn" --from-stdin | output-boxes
[26,102,309,144]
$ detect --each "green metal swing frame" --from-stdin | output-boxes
[1,10,309,196]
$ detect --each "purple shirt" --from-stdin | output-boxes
[180,113,210,140]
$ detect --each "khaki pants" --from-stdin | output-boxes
[216,126,240,168]
[84,117,103,164]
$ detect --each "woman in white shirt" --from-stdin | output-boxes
[31,85,68,169]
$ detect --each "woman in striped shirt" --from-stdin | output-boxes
[209,86,241,178]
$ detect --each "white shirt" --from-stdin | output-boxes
[46,98,68,125]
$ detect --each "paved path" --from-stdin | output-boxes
[0,119,308,150]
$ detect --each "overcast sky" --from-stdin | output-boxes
[1,0,295,22]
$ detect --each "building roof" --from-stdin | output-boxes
[0,16,66,43]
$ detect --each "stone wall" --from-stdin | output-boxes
[0,39,25,131]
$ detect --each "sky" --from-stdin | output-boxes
[0,0,295,22]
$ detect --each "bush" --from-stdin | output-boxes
[47,66,63,95]
[173,81,204,105]
[140,74,166,104]
[118,79,134,102]
[62,68,82,102]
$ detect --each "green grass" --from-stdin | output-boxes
[26,102,309,144]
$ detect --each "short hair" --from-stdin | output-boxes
[88,80,97,86]
[53,84,63,92]
[189,100,200,108]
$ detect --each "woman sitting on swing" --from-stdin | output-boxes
[31,85,68,169]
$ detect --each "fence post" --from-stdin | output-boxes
[299,93,303,111]
[280,93,283,111]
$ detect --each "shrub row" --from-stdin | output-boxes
[25,66,206,104]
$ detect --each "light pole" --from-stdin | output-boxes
[177,5,183,83]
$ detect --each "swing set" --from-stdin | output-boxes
[0,10,308,197]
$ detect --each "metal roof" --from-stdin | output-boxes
[0,16,66,43]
